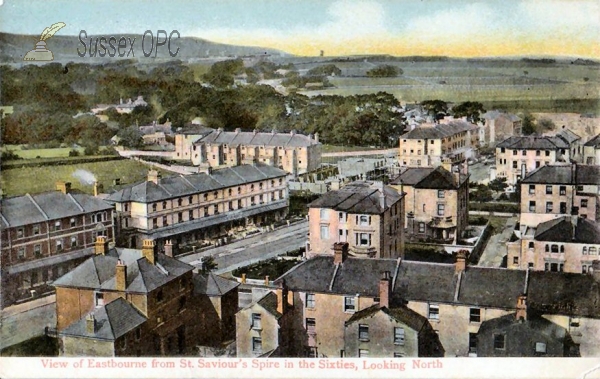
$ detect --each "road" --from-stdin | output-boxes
[0,295,56,350]
[468,161,492,184]
[477,216,517,268]
[179,221,308,274]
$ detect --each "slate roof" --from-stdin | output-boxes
[389,166,468,189]
[193,272,240,296]
[345,304,429,333]
[584,134,600,147]
[60,297,147,340]
[557,129,581,144]
[277,256,600,318]
[535,217,600,244]
[256,291,283,319]
[521,164,600,185]
[483,110,521,122]
[0,192,113,228]
[496,135,569,150]
[52,248,194,293]
[400,121,478,140]
[107,164,287,203]
[195,130,320,147]
[308,181,403,214]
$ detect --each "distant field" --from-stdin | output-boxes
[321,144,380,153]
[1,145,86,159]
[0,159,169,197]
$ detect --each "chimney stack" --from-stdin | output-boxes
[142,239,156,265]
[516,294,527,321]
[164,240,173,257]
[314,133,319,142]
[116,259,127,291]
[56,181,72,195]
[276,279,289,315]
[333,242,349,264]
[147,170,161,184]
[379,271,391,308]
[95,236,109,255]
[455,249,469,273]
[86,313,97,334]
[93,181,103,197]
[441,159,452,174]
[591,260,600,282]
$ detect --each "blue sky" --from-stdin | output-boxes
[0,0,598,57]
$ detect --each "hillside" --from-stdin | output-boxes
[0,32,289,64]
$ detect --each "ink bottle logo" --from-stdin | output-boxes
[23,22,66,61]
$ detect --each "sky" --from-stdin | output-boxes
[0,0,598,58]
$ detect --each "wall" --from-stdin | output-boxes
[61,336,114,357]
[236,303,280,357]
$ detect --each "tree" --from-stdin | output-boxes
[488,177,509,192]
[200,256,218,273]
[366,64,402,77]
[116,126,143,148]
[307,64,342,76]
[203,59,245,87]
[452,101,486,124]
[538,118,556,132]
[421,100,448,122]
[522,113,536,135]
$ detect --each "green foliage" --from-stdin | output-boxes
[307,64,342,76]
[232,258,299,280]
[468,216,489,226]
[470,202,520,214]
[470,184,493,202]
[366,64,402,77]
[538,118,556,132]
[68,149,80,157]
[421,99,448,121]
[200,256,218,273]
[488,177,509,192]
[203,59,245,87]
[452,101,486,124]
[116,126,144,148]
[522,113,536,135]
[1,150,21,161]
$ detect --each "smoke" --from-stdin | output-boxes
[72,169,97,185]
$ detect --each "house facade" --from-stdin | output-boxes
[0,182,114,308]
[106,165,289,252]
[306,181,404,259]
[398,121,479,167]
[583,134,600,165]
[389,164,469,245]
[481,110,522,146]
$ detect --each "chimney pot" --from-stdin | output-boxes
[276,279,289,314]
[164,240,173,257]
[86,313,97,334]
[95,236,109,255]
[116,259,127,291]
[333,242,349,264]
[56,181,72,195]
[516,294,527,321]
[147,170,161,184]
[142,239,156,264]
[379,271,391,308]
[455,249,469,273]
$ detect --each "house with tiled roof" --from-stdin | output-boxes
[260,243,600,358]
[583,133,600,165]
[53,237,240,356]
[389,164,469,244]
[306,181,404,259]
[106,164,288,252]
[481,110,522,145]
[0,182,114,308]
[398,121,480,167]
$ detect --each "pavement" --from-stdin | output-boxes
[477,216,517,268]
[179,221,308,274]
[0,295,56,350]
[468,161,493,184]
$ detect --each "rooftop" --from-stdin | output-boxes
[345,304,429,332]
[584,134,600,147]
[521,164,600,185]
[308,181,403,214]
[400,121,478,140]
[195,129,320,148]
[193,272,240,296]
[389,166,468,189]
[483,110,521,122]
[534,217,600,244]
[496,135,570,150]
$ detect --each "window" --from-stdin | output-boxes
[338,212,347,222]
[34,244,41,257]
[535,342,547,354]
[56,239,63,251]
[551,244,559,253]
[252,313,262,330]
[33,225,40,235]
[320,225,329,240]
[356,233,371,246]
[320,209,329,220]
[428,304,440,320]
[306,293,315,308]
[536,150,541,156]
[494,334,505,350]
[178,212,183,223]
[536,161,541,168]
[358,325,369,341]
[418,222,425,234]
[252,337,262,353]
[469,333,478,354]
[560,186,566,195]
[189,210,194,221]
[54,221,61,230]
[135,328,141,341]
[189,196,194,204]
[178,198,183,207]
[358,215,371,226]
[71,236,77,248]
[162,216,168,226]
[583,247,588,255]
[470,308,481,323]
[18,247,25,260]
[501,148,506,153]
[513,150,517,156]
[95,292,104,307]
[545,150,550,157]
[437,203,445,216]
[546,185,552,195]
[581,199,588,208]
[577,185,584,191]
[513,256,519,265]
[358,349,369,358]
[156,289,164,303]
[152,203,157,212]
[153,218,158,228]
[560,245,564,253]
[545,202,554,213]
[529,185,535,195]
[162,201,167,209]
[344,296,356,312]
[512,161,518,169]
[178,296,186,312]
[394,327,405,345]
[590,247,597,255]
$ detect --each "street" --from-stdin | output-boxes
[179,221,308,274]
[468,161,493,184]
[0,295,56,350]
[477,216,517,268]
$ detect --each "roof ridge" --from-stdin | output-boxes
[180,175,198,191]
[26,193,49,220]
[156,182,173,197]
[67,193,85,212]
[91,256,102,288]
[329,263,340,291]
[136,258,149,292]
[210,273,224,294]
[228,167,246,183]
[0,212,10,227]
[103,299,118,339]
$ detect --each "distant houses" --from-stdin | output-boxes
[91,96,148,115]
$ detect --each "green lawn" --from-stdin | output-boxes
[321,144,381,153]
[1,159,170,197]
[1,145,86,159]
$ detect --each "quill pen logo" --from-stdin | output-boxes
[23,22,66,61]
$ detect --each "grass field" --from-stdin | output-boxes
[321,144,381,153]
[1,145,86,159]
[1,159,170,197]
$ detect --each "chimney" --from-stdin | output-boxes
[235,128,241,134]
[572,217,578,241]
[516,294,527,321]
[253,129,259,135]
[333,242,349,264]
[272,129,277,135]
[314,132,319,142]
[86,313,97,334]
[142,239,156,265]
[56,181,72,195]
[116,259,127,291]
[95,236,109,255]
[379,271,391,309]
[276,279,289,314]
[441,159,452,174]
[290,130,296,136]
[591,260,600,281]
[164,240,173,257]
[93,181,101,197]
[147,170,161,184]
[455,249,469,273]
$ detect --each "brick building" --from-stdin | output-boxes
[306,181,404,259]
[0,182,114,308]
[389,164,469,245]
[106,164,289,252]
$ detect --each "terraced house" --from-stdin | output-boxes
[107,164,288,253]
[0,182,114,308]
[398,121,479,167]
